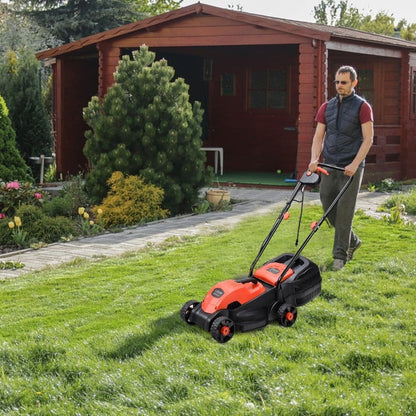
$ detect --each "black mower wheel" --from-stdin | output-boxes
[210,316,235,343]
[180,300,199,325]
[277,303,297,327]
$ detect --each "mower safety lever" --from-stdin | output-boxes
[316,166,329,176]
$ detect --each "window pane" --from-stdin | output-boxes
[251,90,267,108]
[221,73,235,96]
[251,71,267,89]
[268,91,286,109]
[269,70,286,89]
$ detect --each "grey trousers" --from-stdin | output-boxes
[319,166,363,261]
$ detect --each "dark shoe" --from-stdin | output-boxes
[347,239,362,261]
[332,259,345,271]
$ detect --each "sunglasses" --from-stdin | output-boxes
[334,80,348,85]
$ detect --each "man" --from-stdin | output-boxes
[308,65,374,271]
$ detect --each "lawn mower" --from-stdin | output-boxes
[181,164,353,343]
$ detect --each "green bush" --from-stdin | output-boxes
[42,194,75,217]
[0,219,14,246]
[93,171,169,228]
[42,174,89,218]
[83,45,212,215]
[15,204,44,224]
[25,216,77,243]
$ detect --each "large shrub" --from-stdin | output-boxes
[0,94,32,182]
[83,45,212,215]
[92,171,169,228]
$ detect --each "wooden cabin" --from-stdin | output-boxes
[36,2,416,183]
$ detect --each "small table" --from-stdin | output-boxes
[201,147,224,175]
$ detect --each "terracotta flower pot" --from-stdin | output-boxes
[205,189,231,205]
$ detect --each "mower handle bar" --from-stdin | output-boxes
[248,163,349,278]
[317,163,346,173]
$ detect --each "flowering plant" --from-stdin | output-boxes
[0,181,44,216]
[77,206,104,236]
[8,216,28,248]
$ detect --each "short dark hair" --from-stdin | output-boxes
[336,66,357,82]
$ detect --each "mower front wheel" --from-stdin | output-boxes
[180,300,200,325]
[210,316,235,343]
[277,303,297,327]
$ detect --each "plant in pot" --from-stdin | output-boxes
[205,176,230,206]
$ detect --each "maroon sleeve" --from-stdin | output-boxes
[315,102,327,124]
[360,102,374,123]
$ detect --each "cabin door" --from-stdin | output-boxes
[208,49,299,175]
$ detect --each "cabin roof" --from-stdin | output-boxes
[36,2,416,60]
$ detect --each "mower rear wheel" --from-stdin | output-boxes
[210,316,235,343]
[180,300,199,325]
[277,303,297,327]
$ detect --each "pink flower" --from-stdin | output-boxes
[34,193,42,199]
[6,181,20,190]
[0,213,5,219]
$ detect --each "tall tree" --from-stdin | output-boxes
[9,0,181,44]
[313,0,416,40]
[0,2,61,55]
[0,49,52,162]
[0,94,32,182]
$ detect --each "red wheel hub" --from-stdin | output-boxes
[286,312,294,321]
[220,326,231,336]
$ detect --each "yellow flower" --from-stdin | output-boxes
[89,220,94,226]
[78,207,85,215]
[14,216,22,227]
[8,221,15,229]
[97,208,103,215]
[83,212,89,219]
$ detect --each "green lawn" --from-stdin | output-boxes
[0,206,415,415]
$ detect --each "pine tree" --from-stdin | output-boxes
[83,45,212,214]
[0,94,32,182]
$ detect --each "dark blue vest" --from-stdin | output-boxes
[323,92,365,167]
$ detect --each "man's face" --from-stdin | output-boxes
[334,72,357,99]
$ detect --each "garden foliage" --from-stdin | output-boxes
[0,49,52,163]
[0,94,32,182]
[0,180,42,217]
[0,204,76,247]
[93,171,169,228]
[83,45,212,215]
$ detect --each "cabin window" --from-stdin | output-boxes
[249,69,286,109]
[357,69,374,105]
[412,69,416,117]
